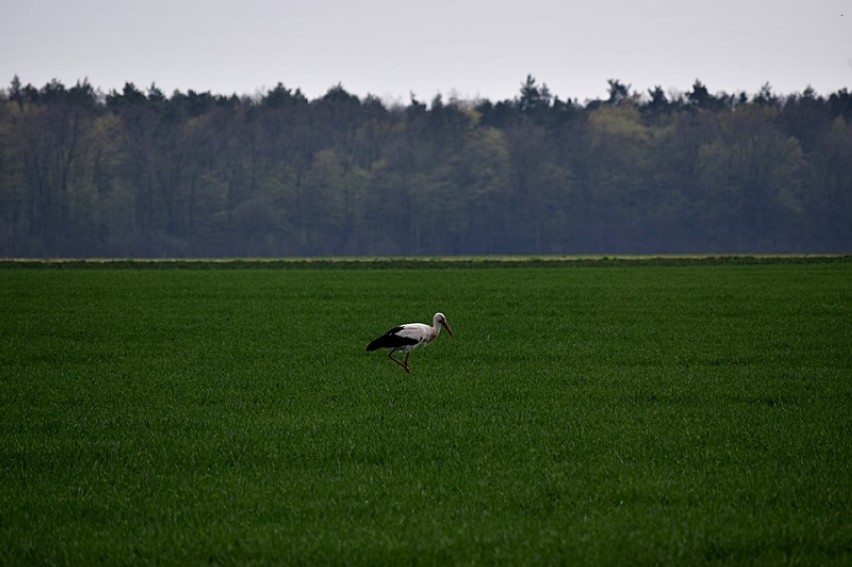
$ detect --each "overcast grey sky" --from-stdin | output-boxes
[2,0,850,103]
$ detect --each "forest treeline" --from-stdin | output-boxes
[1,75,850,257]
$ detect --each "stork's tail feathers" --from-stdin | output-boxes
[366,333,398,351]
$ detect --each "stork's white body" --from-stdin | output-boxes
[367,312,454,373]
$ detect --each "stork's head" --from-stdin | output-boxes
[435,312,454,337]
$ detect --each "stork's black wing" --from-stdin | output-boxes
[366,326,419,351]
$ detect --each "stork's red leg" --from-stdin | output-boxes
[388,349,409,373]
[403,352,411,373]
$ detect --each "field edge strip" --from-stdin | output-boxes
[1,254,850,269]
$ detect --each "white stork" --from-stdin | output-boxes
[366,312,454,373]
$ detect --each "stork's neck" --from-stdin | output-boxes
[431,315,442,336]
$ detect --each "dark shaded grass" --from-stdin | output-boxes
[1,265,850,564]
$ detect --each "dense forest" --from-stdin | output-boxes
[1,75,850,257]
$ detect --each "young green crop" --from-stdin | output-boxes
[1,264,850,564]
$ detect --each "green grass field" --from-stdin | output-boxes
[1,262,850,564]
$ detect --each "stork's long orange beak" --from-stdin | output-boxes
[442,321,454,337]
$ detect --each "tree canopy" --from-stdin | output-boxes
[1,76,850,257]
